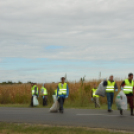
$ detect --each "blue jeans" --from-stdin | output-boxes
[58,97,65,111]
[106,93,114,110]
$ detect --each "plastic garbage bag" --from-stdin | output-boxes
[95,81,106,97]
[52,95,57,103]
[50,101,59,113]
[115,91,127,110]
[33,96,39,106]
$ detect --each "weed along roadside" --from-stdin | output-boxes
[0,80,122,108]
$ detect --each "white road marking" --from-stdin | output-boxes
[76,114,123,117]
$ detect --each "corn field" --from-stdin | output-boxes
[0,80,122,106]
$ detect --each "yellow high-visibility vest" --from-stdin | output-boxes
[41,87,48,95]
[92,88,99,98]
[31,85,38,95]
[106,80,115,93]
[123,79,134,94]
[58,83,67,95]
[55,89,57,96]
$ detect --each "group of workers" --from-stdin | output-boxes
[91,73,134,116]
[91,75,118,111]
[31,83,48,106]
[31,73,134,115]
[31,77,69,113]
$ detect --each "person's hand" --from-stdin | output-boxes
[65,96,68,98]
[121,87,124,90]
[115,89,118,92]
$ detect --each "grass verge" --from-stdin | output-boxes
[0,103,117,110]
[0,122,132,134]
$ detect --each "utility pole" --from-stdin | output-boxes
[65,74,67,82]
[99,72,101,80]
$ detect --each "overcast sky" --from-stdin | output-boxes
[0,0,134,83]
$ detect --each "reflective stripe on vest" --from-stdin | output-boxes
[123,79,134,94]
[59,89,67,95]
[106,81,115,93]
[58,83,67,95]
[32,90,35,94]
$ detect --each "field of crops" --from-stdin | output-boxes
[0,80,122,107]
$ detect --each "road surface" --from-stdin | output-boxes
[0,107,134,131]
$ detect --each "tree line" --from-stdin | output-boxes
[0,81,32,85]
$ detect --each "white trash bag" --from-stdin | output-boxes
[95,81,106,97]
[33,96,39,106]
[52,95,57,103]
[115,91,127,110]
[50,95,59,112]
[50,101,59,113]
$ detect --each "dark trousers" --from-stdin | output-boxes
[120,95,134,115]
[43,96,47,106]
[58,97,65,111]
[127,96,134,109]
[106,93,114,110]
[31,96,33,107]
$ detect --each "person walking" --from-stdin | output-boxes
[40,84,48,106]
[31,83,39,107]
[103,75,118,112]
[57,77,69,113]
[55,89,57,96]
[91,84,100,108]
[120,73,134,115]
[54,85,58,96]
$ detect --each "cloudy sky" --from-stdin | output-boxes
[0,0,134,83]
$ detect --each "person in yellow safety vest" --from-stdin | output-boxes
[91,84,100,108]
[31,83,39,107]
[103,75,118,112]
[54,89,57,96]
[120,73,134,116]
[40,84,48,106]
[57,77,69,113]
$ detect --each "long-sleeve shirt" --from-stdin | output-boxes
[103,80,118,89]
[121,80,134,96]
[57,83,69,98]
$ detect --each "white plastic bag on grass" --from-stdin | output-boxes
[95,81,106,97]
[33,96,39,106]
[115,91,127,110]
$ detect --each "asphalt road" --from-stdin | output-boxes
[0,107,134,131]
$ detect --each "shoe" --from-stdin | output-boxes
[120,110,123,115]
[131,109,134,116]
[108,109,111,112]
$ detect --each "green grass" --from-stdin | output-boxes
[0,102,117,110]
[0,103,51,108]
[0,122,131,134]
